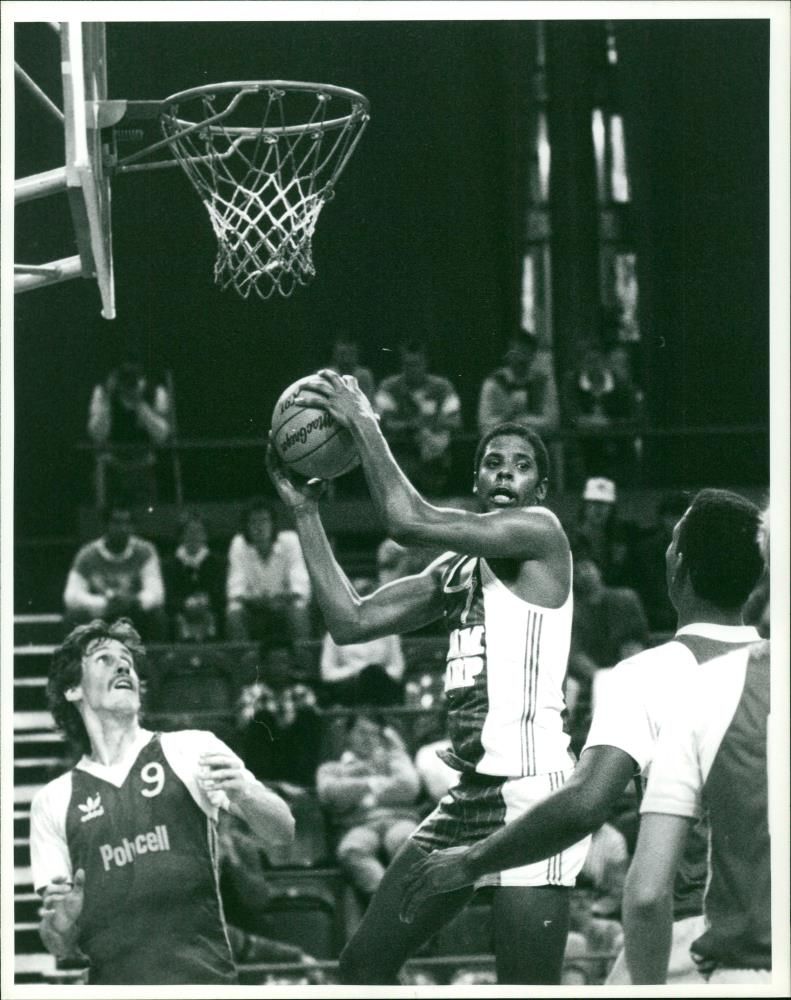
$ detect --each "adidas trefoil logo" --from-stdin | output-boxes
[78,793,104,822]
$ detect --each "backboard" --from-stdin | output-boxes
[62,22,115,319]
[14,21,115,319]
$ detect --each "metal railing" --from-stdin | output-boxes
[76,423,768,505]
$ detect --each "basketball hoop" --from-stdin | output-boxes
[159,81,370,299]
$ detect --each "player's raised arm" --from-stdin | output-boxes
[266,442,446,643]
[295,370,562,562]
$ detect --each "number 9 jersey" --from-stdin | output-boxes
[30,730,238,985]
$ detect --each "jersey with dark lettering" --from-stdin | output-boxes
[438,553,574,777]
[30,730,237,985]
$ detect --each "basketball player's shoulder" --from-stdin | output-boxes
[519,504,567,543]
[161,728,229,759]
[612,637,688,679]
[31,769,74,818]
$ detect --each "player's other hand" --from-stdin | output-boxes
[296,369,377,430]
[265,437,325,509]
[399,846,476,924]
[41,869,85,932]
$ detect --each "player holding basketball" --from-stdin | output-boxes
[267,369,587,985]
[399,488,764,985]
[30,618,295,985]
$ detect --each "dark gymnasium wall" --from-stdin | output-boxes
[13,19,769,535]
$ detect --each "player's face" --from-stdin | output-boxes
[475,434,547,511]
[67,637,141,716]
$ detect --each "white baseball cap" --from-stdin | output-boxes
[583,477,616,503]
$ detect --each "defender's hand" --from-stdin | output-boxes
[399,846,476,924]
[41,870,85,933]
[296,369,377,431]
[265,438,325,509]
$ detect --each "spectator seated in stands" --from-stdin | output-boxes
[567,537,649,752]
[63,504,167,641]
[319,576,405,707]
[163,509,225,642]
[413,708,460,806]
[374,340,462,496]
[87,357,172,507]
[569,477,639,588]
[226,497,312,647]
[564,886,625,985]
[316,714,421,899]
[561,339,640,484]
[217,812,324,981]
[327,333,376,402]
[633,491,690,633]
[237,641,322,790]
[477,329,559,437]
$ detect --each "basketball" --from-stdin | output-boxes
[271,375,359,480]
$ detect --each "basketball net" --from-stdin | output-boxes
[160,82,369,299]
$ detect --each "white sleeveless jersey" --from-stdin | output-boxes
[439,553,574,777]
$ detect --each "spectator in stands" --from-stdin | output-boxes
[375,537,437,586]
[63,505,167,641]
[217,812,325,981]
[374,340,462,496]
[567,537,649,753]
[477,329,559,436]
[320,576,405,707]
[328,334,376,402]
[226,498,312,647]
[569,477,639,588]
[561,340,640,483]
[237,642,322,789]
[87,358,172,507]
[163,509,225,642]
[565,887,625,985]
[634,492,690,633]
[317,715,421,899]
[413,708,460,805]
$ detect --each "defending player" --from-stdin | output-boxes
[622,507,772,984]
[267,368,587,985]
[399,488,764,985]
[30,618,295,985]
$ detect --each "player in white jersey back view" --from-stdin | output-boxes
[267,368,584,985]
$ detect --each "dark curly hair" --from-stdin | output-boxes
[677,489,763,611]
[473,422,550,487]
[48,618,147,754]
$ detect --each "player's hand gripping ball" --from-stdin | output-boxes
[271,375,359,480]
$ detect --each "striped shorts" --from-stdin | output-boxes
[411,767,590,888]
